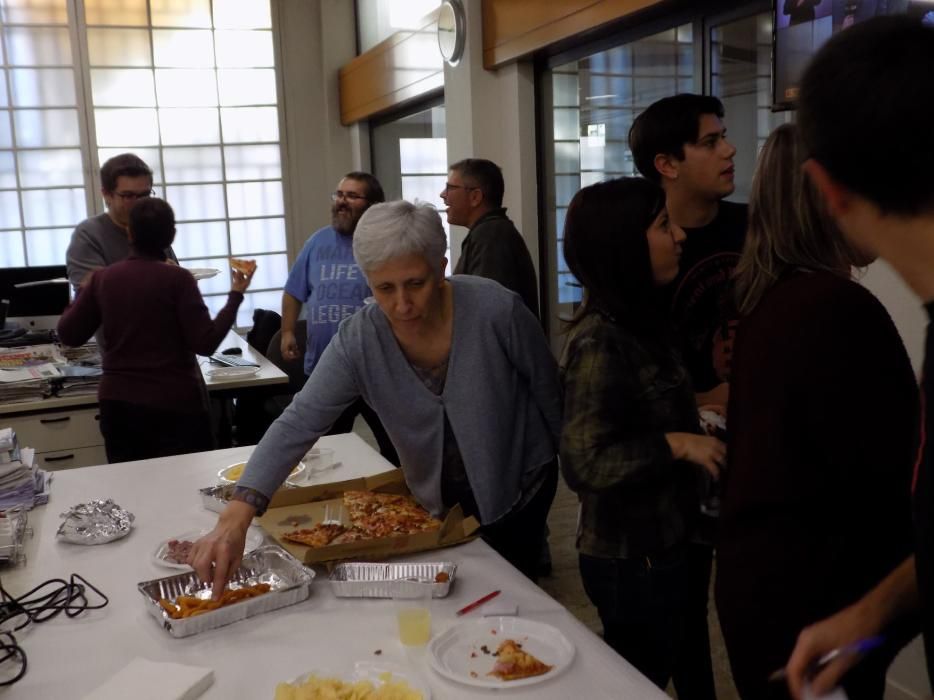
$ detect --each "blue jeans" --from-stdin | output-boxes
[580,546,708,696]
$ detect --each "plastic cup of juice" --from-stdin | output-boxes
[393,583,432,646]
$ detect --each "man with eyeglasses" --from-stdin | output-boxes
[66,153,177,292]
[441,158,539,319]
[280,172,398,465]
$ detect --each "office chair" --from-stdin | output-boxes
[231,316,307,446]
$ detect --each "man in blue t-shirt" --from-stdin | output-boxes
[280,172,398,465]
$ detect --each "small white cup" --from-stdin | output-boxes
[393,583,433,646]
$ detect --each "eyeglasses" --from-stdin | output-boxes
[443,183,478,194]
[331,191,368,202]
[113,189,154,201]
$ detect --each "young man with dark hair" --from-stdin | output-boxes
[628,93,746,700]
[441,158,539,319]
[66,153,177,291]
[280,172,398,465]
[782,15,934,699]
[629,93,745,401]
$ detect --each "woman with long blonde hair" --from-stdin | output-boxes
[715,123,917,699]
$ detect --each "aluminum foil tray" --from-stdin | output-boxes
[199,484,235,514]
[138,544,314,638]
[329,561,456,599]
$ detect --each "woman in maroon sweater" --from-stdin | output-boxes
[715,124,917,698]
[57,198,253,463]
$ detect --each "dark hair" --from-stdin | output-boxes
[628,94,726,185]
[449,158,505,208]
[798,16,934,215]
[343,171,385,204]
[100,153,153,193]
[563,177,667,334]
[129,198,175,258]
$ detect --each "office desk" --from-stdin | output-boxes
[1,434,666,700]
[0,331,288,469]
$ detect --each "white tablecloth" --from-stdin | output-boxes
[2,433,667,699]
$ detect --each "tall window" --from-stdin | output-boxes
[542,24,696,344]
[0,1,84,268]
[356,0,440,52]
[710,12,790,201]
[371,101,450,272]
[0,0,286,326]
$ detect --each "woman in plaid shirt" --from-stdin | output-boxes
[559,177,725,695]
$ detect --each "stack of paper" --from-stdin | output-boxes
[56,364,102,396]
[60,342,100,365]
[0,363,59,404]
[0,431,46,510]
[56,343,102,397]
[0,344,66,368]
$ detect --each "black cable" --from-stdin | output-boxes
[0,573,108,685]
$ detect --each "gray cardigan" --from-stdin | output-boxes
[238,275,562,524]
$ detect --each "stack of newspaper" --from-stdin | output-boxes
[57,343,102,397]
[0,428,49,510]
[0,345,63,404]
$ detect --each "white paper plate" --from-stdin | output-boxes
[427,616,574,689]
[287,662,431,699]
[217,460,306,486]
[152,527,264,570]
[206,365,260,379]
[187,267,221,280]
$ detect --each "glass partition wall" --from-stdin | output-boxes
[539,1,785,350]
[370,98,450,274]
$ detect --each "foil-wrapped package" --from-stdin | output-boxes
[56,499,134,544]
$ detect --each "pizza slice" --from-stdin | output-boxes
[343,490,443,538]
[343,490,380,521]
[229,257,257,275]
[329,526,369,545]
[355,504,441,538]
[281,523,346,548]
[488,639,553,681]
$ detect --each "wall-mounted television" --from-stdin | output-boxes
[773,0,934,110]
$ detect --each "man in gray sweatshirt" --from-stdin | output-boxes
[66,153,177,292]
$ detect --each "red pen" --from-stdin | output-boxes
[456,590,501,616]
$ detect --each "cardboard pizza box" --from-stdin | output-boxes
[258,468,480,564]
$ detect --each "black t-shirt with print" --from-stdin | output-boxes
[665,200,748,393]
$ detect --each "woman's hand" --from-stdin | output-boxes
[188,500,256,599]
[230,266,254,294]
[666,432,726,480]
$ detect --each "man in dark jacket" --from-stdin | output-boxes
[441,158,539,320]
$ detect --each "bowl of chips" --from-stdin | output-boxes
[276,662,430,699]
[218,460,306,486]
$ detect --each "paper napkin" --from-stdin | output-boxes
[82,657,214,700]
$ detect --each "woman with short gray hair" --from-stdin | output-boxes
[191,200,561,586]
[352,200,447,274]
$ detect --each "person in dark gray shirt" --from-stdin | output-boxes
[441,158,539,319]
[67,153,176,292]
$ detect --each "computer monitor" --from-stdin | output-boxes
[0,265,70,330]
